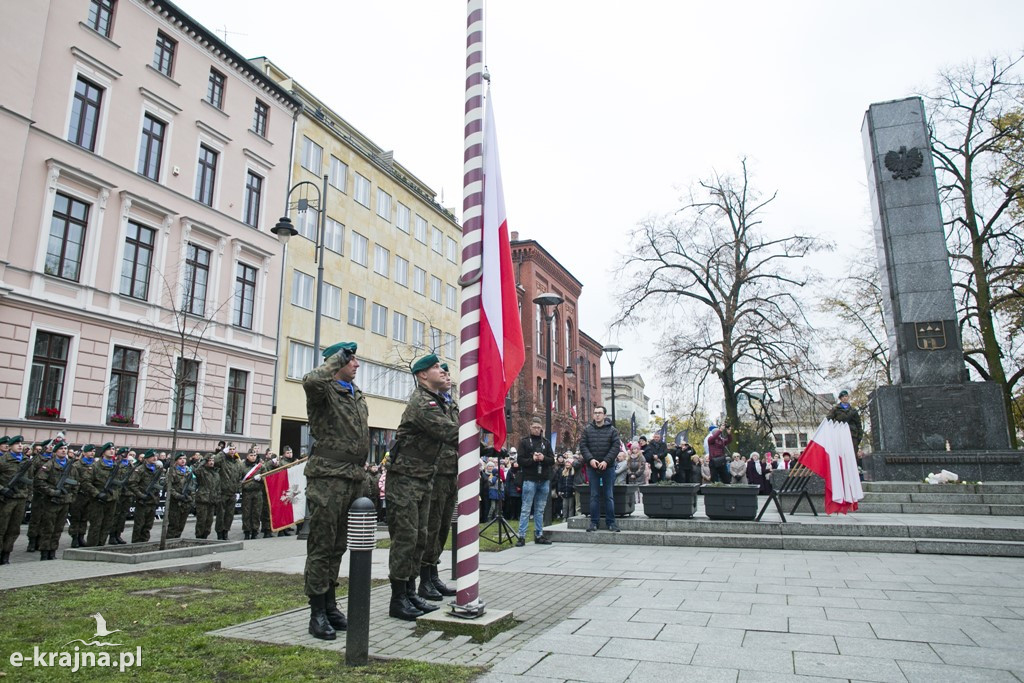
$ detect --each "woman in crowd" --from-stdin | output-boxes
[700,455,712,484]
[729,452,747,484]
[556,454,576,518]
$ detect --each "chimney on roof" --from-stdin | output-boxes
[510,231,519,241]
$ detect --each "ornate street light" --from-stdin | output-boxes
[602,344,622,425]
[533,292,564,443]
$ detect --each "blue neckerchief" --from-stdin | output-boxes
[337,380,354,395]
[12,453,23,462]
[442,392,452,403]
[42,453,52,460]
[102,458,114,467]
[839,402,850,410]
[55,457,67,467]
[176,465,187,474]
[81,456,94,466]
[146,463,155,472]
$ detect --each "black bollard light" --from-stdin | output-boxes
[346,497,376,666]
[450,506,459,582]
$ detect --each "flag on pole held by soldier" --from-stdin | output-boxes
[263,458,307,531]
[242,462,261,482]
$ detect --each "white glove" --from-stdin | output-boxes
[254,474,262,481]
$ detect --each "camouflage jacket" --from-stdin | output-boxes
[166,466,193,502]
[193,464,220,504]
[240,461,265,493]
[436,395,460,476]
[91,459,121,502]
[215,453,246,495]
[391,384,459,480]
[128,463,164,504]
[33,456,79,504]
[303,351,370,481]
[0,452,34,500]
[75,460,98,499]
[827,404,863,446]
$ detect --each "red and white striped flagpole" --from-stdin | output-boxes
[453,0,486,615]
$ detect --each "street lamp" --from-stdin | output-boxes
[274,176,328,361]
[602,344,622,425]
[533,292,564,444]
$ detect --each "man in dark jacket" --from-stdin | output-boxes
[672,441,696,483]
[515,418,555,546]
[646,433,668,483]
[580,406,621,532]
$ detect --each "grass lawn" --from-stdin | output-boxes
[377,520,555,551]
[0,569,483,682]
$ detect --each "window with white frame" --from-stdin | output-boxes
[413,267,426,295]
[430,275,442,303]
[328,156,347,192]
[444,333,456,359]
[182,242,210,315]
[347,292,365,328]
[291,269,313,309]
[195,144,218,206]
[233,262,257,330]
[68,76,104,151]
[431,226,443,254]
[324,217,343,253]
[87,0,115,37]
[376,188,391,221]
[392,311,407,342]
[288,341,314,379]
[359,359,415,401]
[446,235,458,263]
[396,203,410,233]
[429,326,441,351]
[295,208,317,241]
[46,193,89,282]
[394,256,409,287]
[351,232,368,266]
[243,170,263,228]
[321,282,341,319]
[414,215,427,243]
[373,245,389,277]
[412,319,425,348]
[353,173,370,207]
[26,331,71,418]
[120,220,155,300]
[446,283,457,311]
[301,137,322,174]
[371,303,387,336]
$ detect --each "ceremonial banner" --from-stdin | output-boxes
[799,420,864,514]
[263,458,307,531]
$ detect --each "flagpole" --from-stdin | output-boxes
[453,0,486,616]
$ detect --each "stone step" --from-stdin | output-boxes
[861,481,1024,494]
[545,528,1024,557]
[855,502,1024,515]
[860,492,1024,504]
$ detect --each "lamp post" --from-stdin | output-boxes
[602,344,622,425]
[274,175,328,360]
[565,350,592,426]
[533,292,564,444]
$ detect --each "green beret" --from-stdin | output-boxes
[117,446,131,455]
[411,353,440,374]
[838,389,850,399]
[98,441,114,453]
[82,444,96,454]
[36,438,52,448]
[440,363,449,372]
[323,341,357,360]
[52,439,67,450]
[141,449,157,459]
[175,451,187,459]
[0,436,8,445]
[8,435,24,445]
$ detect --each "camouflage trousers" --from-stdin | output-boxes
[0,497,27,552]
[68,495,92,536]
[241,489,263,533]
[131,501,157,543]
[85,498,117,546]
[303,476,367,596]
[386,472,433,581]
[110,496,131,536]
[26,490,45,541]
[164,497,190,539]
[36,500,70,551]
[423,473,457,567]
[194,502,216,538]
[215,494,236,534]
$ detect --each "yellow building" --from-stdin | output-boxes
[254,59,462,461]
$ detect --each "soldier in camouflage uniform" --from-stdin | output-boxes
[214,444,244,540]
[0,436,32,564]
[301,341,370,641]
[33,439,79,560]
[86,443,120,547]
[25,439,53,553]
[239,450,265,540]
[193,453,220,538]
[165,453,194,540]
[386,353,458,620]
[827,389,863,450]
[127,450,163,543]
[67,444,97,548]
[107,447,135,544]
[419,363,459,600]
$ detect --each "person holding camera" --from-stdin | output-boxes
[707,423,733,483]
[515,418,555,546]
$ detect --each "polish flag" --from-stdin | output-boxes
[570,405,578,419]
[242,463,262,482]
[263,459,307,531]
[798,420,864,514]
[477,93,525,448]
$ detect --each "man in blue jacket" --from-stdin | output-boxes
[580,406,621,532]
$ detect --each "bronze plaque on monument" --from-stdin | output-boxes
[914,321,946,351]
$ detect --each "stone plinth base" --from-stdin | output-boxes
[864,450,1024,481]
[414,607,516,642]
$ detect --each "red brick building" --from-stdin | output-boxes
[509,233,601,450]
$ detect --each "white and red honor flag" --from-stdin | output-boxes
[476,93,525,448]
[242,463,262,482]
[263,458,307,531]
[798,420,864,515]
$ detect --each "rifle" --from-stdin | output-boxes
[179,469,197,503]
[96,462,125,502]
[1,457,33,499]
[141,465,164,503]
[51,460,78,502]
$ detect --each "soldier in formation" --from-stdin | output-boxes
[165,452,195,539]
[215,443,244,540]
[0,436,31,564]
[240,448,265,540]
[33,439,79,560]
[85,442,119,547]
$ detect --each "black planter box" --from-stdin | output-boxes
[701,484,760,520]
[639,483,700,519]
[575,484,637,518]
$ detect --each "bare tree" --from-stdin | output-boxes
[615,159,828,429]
[926,54,1024,446]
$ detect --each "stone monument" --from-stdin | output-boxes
[861,97,1021,480]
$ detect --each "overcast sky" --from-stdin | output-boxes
[176,0,1023,414]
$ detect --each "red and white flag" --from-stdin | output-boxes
[571,405,578,419]
[798,420,864,515]
[477,93,525,448]
[263,459,307,531]
[242,463,262,482]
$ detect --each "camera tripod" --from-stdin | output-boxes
[480,472,517,547]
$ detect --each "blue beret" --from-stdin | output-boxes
[411,353,440,374]
[323,341,357,360]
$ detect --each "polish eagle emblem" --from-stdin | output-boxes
[280,484,303,505]
[884,145,924,180]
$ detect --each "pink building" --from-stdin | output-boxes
[0,0,299,451]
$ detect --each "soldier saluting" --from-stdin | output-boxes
[302,341,371,641]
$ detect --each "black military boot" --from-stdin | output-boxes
[430,565,457,597]
[26,537,37,553]
[40,550,48,561]
[114,535,127,545]
[324,583,348,631]
[70,534,79,549]
[406,579,439,613]
[307,594,336,640]
[77,534,87,547]
[49,550,58,560]
[389,578,424,621]
[417,566,443,601]
[0,551,10,565]
[263,531,273,538]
